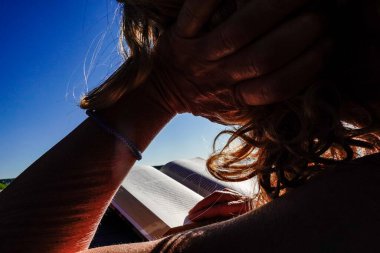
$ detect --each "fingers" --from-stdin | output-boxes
[188,199,251,222]
[188,189,252,222]
[189,189,243,214]
[218,13,326,83]
[202,0,313,60]
[236,37,333,106]
[222,187,243,195]
[175,0,221,38]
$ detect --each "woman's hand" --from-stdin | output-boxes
[144,0,331,124]
[188,188,253,222]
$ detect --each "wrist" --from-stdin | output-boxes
[146,65,186,115]
[95,82,175,153]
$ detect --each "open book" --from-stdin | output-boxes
[111,158,257,241]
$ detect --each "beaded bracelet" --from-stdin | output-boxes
[86,109,143,160]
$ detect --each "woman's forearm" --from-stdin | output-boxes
[0,86,174,253]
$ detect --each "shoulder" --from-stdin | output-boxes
[270,154,380,252]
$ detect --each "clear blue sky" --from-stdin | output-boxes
[0,0,225,179]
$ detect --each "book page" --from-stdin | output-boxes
[160,158,258,197]
[119,165,203,229]
[112,187,170,240]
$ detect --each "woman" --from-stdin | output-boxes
[0,0,378,252]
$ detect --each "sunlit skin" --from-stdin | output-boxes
[0,0,379,252]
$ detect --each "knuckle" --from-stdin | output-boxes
[181,5,201,26]
[212,30,236,59]
[188,61,212,79]
[195,39,220,65]
[226,54,266,82]
[257,81,276,104]
[233,58,262,81]
[247,57,262,77]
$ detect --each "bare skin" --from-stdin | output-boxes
[147,0,330,123]
[0,0,379,252]
[85,156,380,253]
[188,188,253,222]
[0,87,174,253]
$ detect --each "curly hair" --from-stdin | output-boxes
[81,0,380,207]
